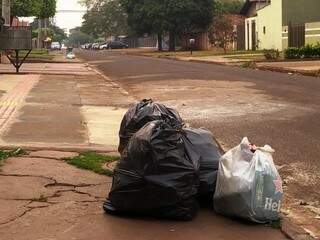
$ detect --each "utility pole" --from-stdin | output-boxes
[38,18,42,49]
[1,0,11,26]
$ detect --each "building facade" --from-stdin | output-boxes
[241,0,320,50]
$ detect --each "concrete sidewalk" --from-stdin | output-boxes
[0,61,299,240]
[256,61,320,74]
[0,62,95,75]
[0,63,134,151]
[0,150,288,240]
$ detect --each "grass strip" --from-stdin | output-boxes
[0,148,26,167]
[64,152,119,176]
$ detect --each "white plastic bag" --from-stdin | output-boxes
[214,137,283,223]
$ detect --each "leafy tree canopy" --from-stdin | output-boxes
[0,0,56,18]
[66,28,94,46]
[214,0,244,14]
[30,19,67,42]
[120,0,214,35]
[81,0,129,38]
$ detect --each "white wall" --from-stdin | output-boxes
[257,0,283,50]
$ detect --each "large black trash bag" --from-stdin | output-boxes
[118,99,183,154]
[105,119,200,220]
[184,128,223,204]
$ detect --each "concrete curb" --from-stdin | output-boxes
[256,66,320,77]
[281,217,317,240]
[86,63,136,100]
[126,52,320,78]
[0,143,118,153]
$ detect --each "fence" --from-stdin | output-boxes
[288,23,305,48]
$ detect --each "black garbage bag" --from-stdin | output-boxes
[184,128,223,204]
[105,119,200,220]
[118,99,183,154]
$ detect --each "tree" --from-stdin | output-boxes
[81,0,129,39]
[67,29,94,47]
[217,0,244,14]
[164,0,214,51]
[30,19,67,43]
[120,0,166,50]
[38,0,56,19]
[208,14,236,53]
[120,0,214,51]
[0,0,56,18]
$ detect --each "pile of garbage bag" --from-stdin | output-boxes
[105,119,200,220]
[118,99,183,154]
[104,100,283,222]
[214,137,283,223]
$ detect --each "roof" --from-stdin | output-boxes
[240,0,267,15]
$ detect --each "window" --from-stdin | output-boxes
[263,26,266,34]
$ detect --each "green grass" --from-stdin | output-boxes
[64,152,119,176]
[17,50,55,60]
[0,148,26,167]
[141,49,266,58]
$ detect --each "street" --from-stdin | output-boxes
[76,49,320,235]
[0,50,318,239]
[1,0,320,238]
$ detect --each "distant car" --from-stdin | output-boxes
[105,41,129,49]
[66,52,75,59]
[83,43,92,49]
[99,42,110,50]
[92,43,101,50]
[51,42,61,50]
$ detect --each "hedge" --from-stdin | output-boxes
[284,43,320,59]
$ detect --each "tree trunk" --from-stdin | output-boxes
[169,31,175,52]
[157,33,163,51]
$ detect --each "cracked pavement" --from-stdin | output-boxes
[0,150,287,240]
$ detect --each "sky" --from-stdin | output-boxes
[54,0,87,33]
[20,0,87,33]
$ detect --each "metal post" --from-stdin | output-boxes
[2,0,11,26]
[15,50,19,73]
[38,18,42,49]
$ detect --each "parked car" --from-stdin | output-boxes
[99,42,110,50]
[92,43,102,50]
[51,42,61,50]
[84,43,93,49]
[104,41,129,49]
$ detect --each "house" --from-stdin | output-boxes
[240,0,320,50]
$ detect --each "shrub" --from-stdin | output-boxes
[301,44,314,58]
[284,47,301,59]
[264,49,280,60]
[285,43,320,59]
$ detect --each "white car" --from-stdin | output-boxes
[66,52,75,59]
[51,42,61,50]
[99,42,110,50]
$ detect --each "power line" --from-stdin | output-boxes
[56,10,87,13]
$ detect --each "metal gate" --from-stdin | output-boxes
[251,20,256,50]
[288,23,305,48]
[236,24,245,50]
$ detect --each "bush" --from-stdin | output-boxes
[264,49,280,60]
[285,43,320,59]
[284,47,301,59]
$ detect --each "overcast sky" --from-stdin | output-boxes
[54,0,87,32]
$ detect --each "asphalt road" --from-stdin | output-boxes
[76,50,320,205]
